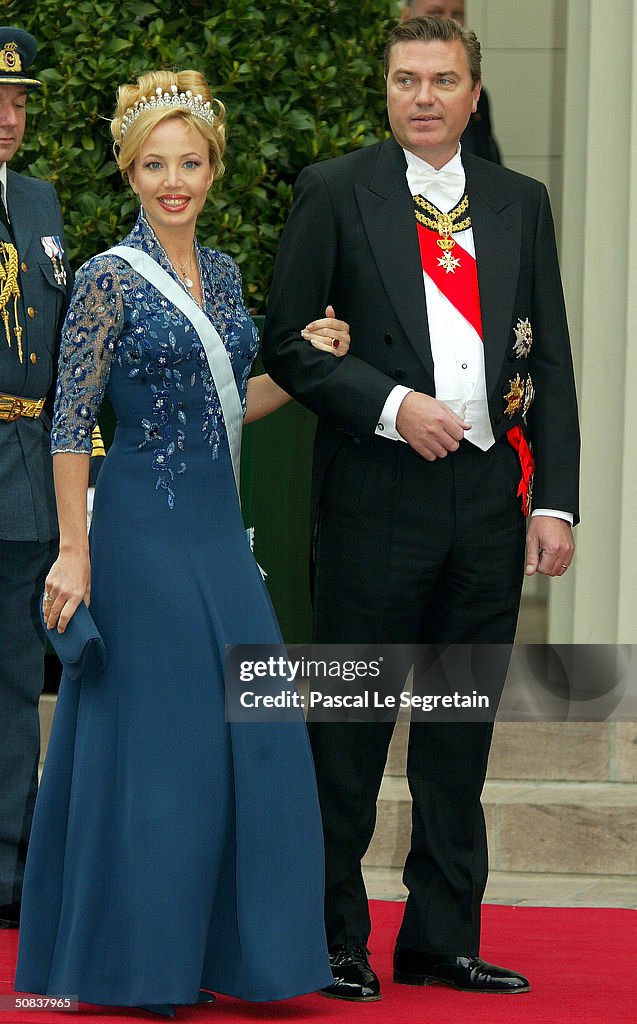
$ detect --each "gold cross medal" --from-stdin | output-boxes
[41,235,67,287]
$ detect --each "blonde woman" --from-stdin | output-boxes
[15,70,349,1015]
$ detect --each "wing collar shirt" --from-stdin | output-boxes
[376,146,572,524]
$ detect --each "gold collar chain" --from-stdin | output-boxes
[414,193,471,253]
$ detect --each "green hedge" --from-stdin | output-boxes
[8,0,394,309]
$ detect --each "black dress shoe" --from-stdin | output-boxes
[320,943,381,1002]
[0,902,20,929]
[393,946,530,993]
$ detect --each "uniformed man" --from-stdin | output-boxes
[0,26,73,929]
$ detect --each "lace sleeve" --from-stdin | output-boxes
[51,257,124,454]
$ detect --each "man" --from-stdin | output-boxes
[263,16,578,1001]
[0,26,72,929]
[402,0,502,162]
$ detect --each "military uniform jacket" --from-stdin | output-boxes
[263,136,580,527]
[0,169,72,541]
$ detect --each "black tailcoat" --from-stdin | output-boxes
[263,135,579,529]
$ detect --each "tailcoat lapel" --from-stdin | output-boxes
[355,137,434,380]
[464,157,522,398]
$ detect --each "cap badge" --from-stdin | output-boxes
[0,42,22,73]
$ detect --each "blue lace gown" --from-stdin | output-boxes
[14,213,331,1007]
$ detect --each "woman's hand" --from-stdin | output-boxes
[43,549,91,634]
[245,304,350,423]
[301,304,350,356]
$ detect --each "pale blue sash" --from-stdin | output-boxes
[106,245,243,494]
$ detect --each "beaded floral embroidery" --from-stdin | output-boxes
[51,212,258,508]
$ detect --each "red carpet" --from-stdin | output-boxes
[1,901,635,1023]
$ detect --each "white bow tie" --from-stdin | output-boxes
[412,167,465,212]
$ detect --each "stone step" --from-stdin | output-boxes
[386,720,637,782]
[39,698,637,879]
[362,865,637,908]
[363,775,637,876]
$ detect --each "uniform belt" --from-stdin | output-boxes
[0,392,46,421]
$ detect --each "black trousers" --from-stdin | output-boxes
[310,436,526,954]
[0,538,57,906]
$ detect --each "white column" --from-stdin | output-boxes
[551,0,637,642]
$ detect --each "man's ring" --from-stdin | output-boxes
[332,338,340,349]
[561,564,569,569]
[44,593,52,602]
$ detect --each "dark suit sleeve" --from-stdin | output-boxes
[527,183,580,521]
[262,165,405,437]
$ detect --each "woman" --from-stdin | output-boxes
[14,70,349,1015]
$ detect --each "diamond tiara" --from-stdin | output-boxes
[120,84,215,136]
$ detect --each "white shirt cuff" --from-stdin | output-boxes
[375,386,414,441]
[531,508,574,525]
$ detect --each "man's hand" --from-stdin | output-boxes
[396,391,471,461]
[525,515,575,577]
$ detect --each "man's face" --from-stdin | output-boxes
[404,0,465,25]
[386,39,480,168]
[0,85,27,164]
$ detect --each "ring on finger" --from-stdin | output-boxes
[43,592,52,603]
[331,338,340,349]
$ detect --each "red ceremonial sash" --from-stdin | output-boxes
[414,193,535,516]
[415,220,483,338]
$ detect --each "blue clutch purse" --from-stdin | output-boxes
[41,594,107,679]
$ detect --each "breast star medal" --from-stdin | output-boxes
[504,374,525,418]
[513,317,533,358]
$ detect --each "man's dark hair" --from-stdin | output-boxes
[384,16,482,86]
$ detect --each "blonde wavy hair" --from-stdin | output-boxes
[111,69,226,181]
